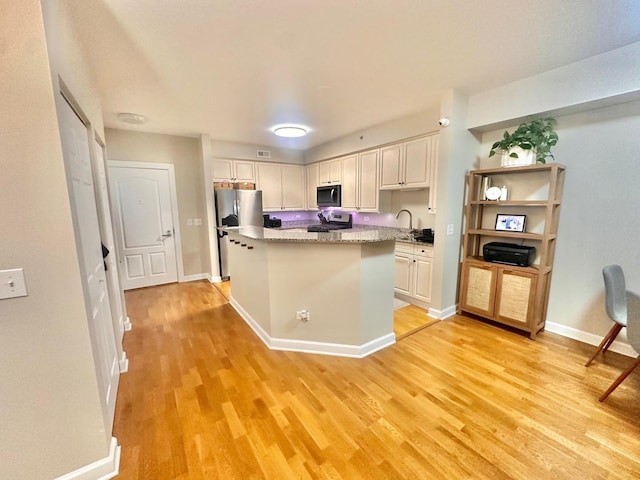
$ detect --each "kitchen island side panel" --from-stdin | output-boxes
[267,242,363,345]
[359,241,395,344]
[228,233,271,335]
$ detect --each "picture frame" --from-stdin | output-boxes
[495,214,526,233]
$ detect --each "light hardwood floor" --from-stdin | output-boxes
[115,281,640,479]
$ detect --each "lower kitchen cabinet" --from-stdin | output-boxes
[394,241,433,307]
[459,258,538,332]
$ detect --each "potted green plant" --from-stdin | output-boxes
[489,117,559,166]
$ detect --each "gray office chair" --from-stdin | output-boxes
[594,265,640,401]
[585,265,627,367]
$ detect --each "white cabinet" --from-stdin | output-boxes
[213,159,255,182]
[256,163,304,211]
[342,149,389,212]
[340,154,358,211]
[318,158,342,185]
[380,135,434,190]
[394,242,433,307]
[306,163,319,210]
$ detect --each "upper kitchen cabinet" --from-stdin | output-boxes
[341,149,390,212]
[306,163,319,210]
[380,135,435,190]
[318,158,342,185]
[213,159,255,183]
[256,163,305,211]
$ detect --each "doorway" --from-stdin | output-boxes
[108,161,184,290]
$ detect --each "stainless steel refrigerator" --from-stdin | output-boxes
[214,188,263,280]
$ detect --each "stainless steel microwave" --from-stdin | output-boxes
[317,185,341,207]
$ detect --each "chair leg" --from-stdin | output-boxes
[602,323,623,354]
[585,323,623,367]
[599,355,640,402]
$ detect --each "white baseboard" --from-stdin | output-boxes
[180,273,209,282]
[54,437,120,480]
[230,298,396,358]
[428,304,457,320]
[123,316,131,332]
[119,351,129,373]
[210,275,223,283]
[545,321,636,358]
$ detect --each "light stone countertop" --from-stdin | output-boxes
[222,222,434,245]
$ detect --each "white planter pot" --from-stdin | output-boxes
[501,147,536,167]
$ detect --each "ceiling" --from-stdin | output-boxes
[64,0,640,151]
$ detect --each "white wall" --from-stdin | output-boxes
[0,1,113,479]
[430,91,481,315]
[211,139,305,164]
[467,41,640,131]
[304,108,441,163]
[478,101,640,339]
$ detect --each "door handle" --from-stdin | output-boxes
[161,230,173,238]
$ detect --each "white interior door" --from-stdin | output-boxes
[57,95,119,428]
[92,139,127,366]
[108,164,179,290]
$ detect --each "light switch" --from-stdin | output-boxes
[187,218,193,226]
[0,268,28,299]
[194,218,202,226]
[446,224,454,235]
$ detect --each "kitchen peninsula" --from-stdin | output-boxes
[225,225,399,357]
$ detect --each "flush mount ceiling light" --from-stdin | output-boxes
[117,112,147,125]
[272,125,309,138]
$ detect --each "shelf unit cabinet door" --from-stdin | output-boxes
[413,255,432,303]
[394,251,413,295]
[358,150,379,211]
[234,161,255,182]
[256,163,283,211]
[341,154,358,211]
[306,163,319,210]
[460,262,497,317]
[380,144,402,189]
[281,165,305,210]
[495,269,537,326]
[403,136,431,188]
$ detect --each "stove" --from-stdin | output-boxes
[307,213,352,232]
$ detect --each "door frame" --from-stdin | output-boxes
[56,85,120,432]
[107,160,186,284]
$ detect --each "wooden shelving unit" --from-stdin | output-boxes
[458,163,565,339]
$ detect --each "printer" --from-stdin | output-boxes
[483,242,536,267]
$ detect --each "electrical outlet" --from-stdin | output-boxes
[295,214,301,219]
[446,224,454,235]
[364,217,369,222]
[296,309,310,322]
[194,218,202,226]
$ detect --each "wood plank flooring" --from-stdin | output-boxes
[115,281,640,479]
[393,304,439,340]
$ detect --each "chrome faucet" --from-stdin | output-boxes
[395,209,413,230]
